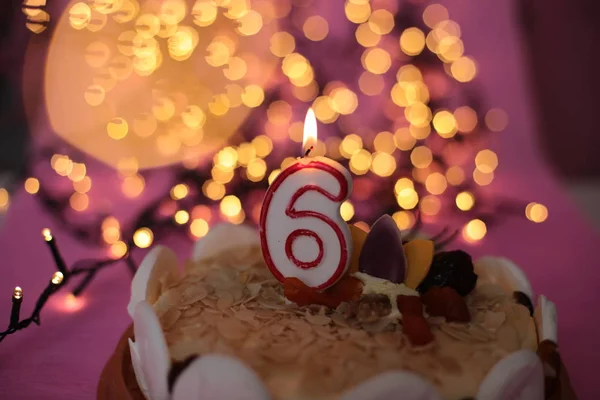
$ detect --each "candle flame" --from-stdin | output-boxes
[302,108,317,156]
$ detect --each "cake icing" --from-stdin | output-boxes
[128,223,556,400]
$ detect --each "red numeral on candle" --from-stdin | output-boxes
[259,160,352,290]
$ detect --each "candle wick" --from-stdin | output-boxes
[303,146,313,158]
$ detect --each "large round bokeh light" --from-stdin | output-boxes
[44,0,280,169]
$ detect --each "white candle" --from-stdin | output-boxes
[259,109,353,290]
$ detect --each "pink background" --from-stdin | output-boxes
[1,0,599,399]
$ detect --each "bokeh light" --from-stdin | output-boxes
[456,191,475,211]
[462,219,487,242]
[133,227,154,248]
[526,203,548,223]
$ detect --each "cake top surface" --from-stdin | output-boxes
[151,243,537,400]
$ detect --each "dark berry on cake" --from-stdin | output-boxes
[417,250,478,296]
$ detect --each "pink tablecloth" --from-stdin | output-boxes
[1,0,599,399]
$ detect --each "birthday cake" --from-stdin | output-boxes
[126,221,562,400]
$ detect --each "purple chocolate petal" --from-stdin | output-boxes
[358,215,407,283]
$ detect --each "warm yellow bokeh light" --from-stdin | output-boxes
[368,9,394,35]
[410,146,433,168]
[190,218,210,237]
[456,191,475,211]
[355,23,381,48]
[340,200,355,222]
[394,127,417,151]
[252,135,273,157]
[485,108,509,132]
[475,149,499,173]
[69,2,92,30]
[236,10,263,36]
[330,87,358,115]
[451,56,477,82]
[391,211,414,231]
[420,195,441,216]
[396,188,419,210]
[446,166,465,186]
[400,28,425,56]
[73,176,92,193]
[121,174,145,198]
[303,15,329,41]
[242,84,265,108]
[270,31,295,57]
[423,4,449,28]
[192,0,217,27]
[0,188,9,211]
[220,195,242,217]
[362,48,391,75]
[107,118,129,140]
[373,131,396,154]
[68,162,87,182]
[267,100,293,126]
[463,219,487,242]
[345,1,371,23]
[350,149,372,175]
[110,241,128,259]
[246,158,267,182]
[202,180,225,200]
[69,192,89,211]
[216,146,238,168]
[432,110,458,138]
[170,183,189,200]
[473,169,494,186]
[526,203,548,223]
[394,178,414,195]
[405,102,432,127]
[340,134,363,158]
[358,71,384,96]
[371,152,396,177]
[84,85,105,106]
[223,57,247,81]
[133,227,154,248]
[237,143,256,166]
[454,106,478,133]
[174,210,190,224]
[24,178,40,194]
[425,172,447,195]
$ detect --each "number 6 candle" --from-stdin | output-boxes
[259,109,353,290]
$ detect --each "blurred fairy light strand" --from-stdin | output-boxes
[6,0,549,257]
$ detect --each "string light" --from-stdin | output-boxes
[24,178,40,194]
[133,228,154,248]
[51,272,64,285]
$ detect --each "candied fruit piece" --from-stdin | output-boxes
[402,315,434,346]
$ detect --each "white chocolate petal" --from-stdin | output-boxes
[341,371,442,400]
[534,295,558,344]
[475,257,534,299]
[128,245,180,318]
[129,339,151,400]
[171,354,270,400]
[192,223,259,261]
[477,350,544,400]
[133,301,170,400]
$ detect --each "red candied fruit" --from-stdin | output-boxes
[422,286,470,323]
[402,315,434,346]
[396,295,424,316]
[284,276,364,309]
